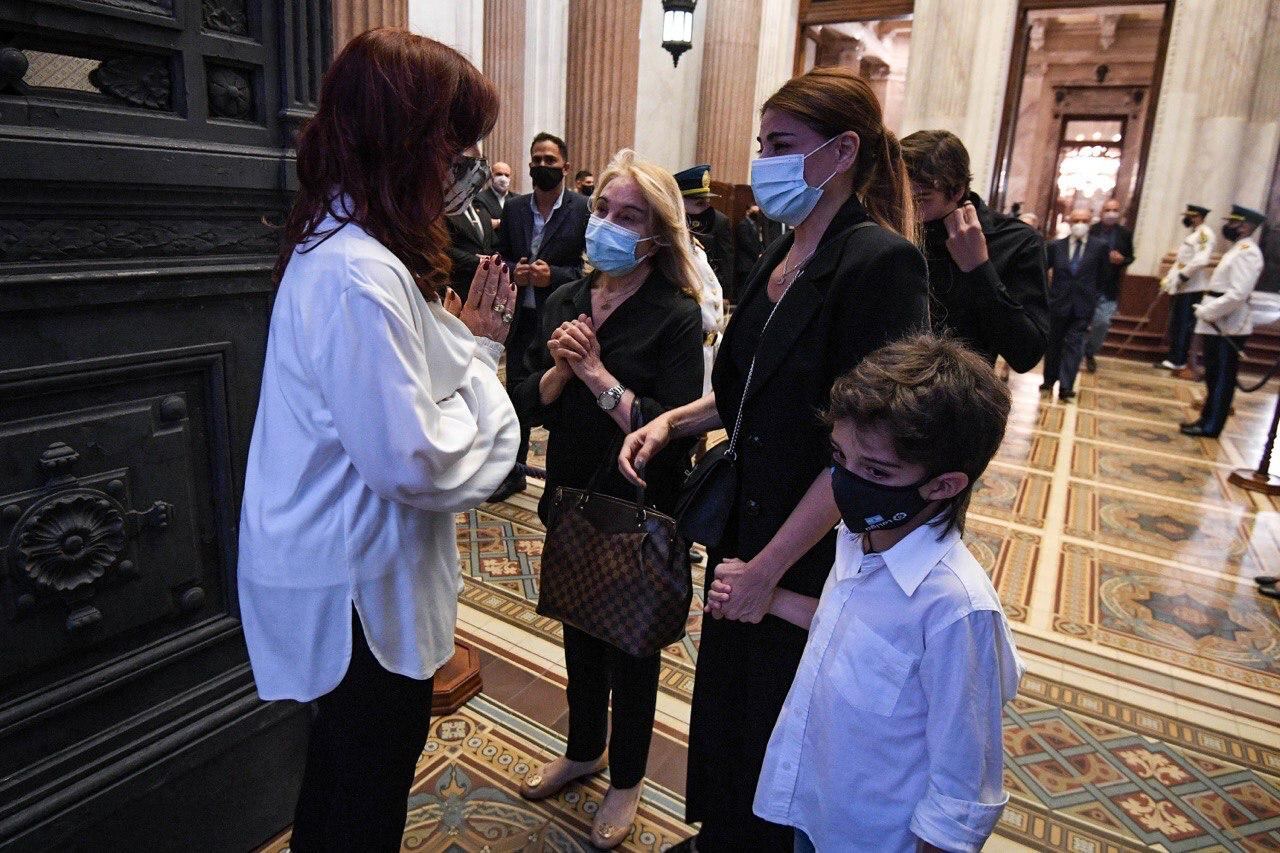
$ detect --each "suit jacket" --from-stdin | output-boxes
[444,202,495,298]
[735,213,785,293]
[692,208,734,298]
[1046,235,1109,319]
[473,187,509,225]
[712,195,930,597]
[496,189,590,312]
[1088,221,1135,301]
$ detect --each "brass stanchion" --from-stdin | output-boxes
[1228,387,1280,495]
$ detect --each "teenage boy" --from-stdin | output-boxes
[711,335,1024,852]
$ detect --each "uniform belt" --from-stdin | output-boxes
[1208,292,1225,297]
[704,331,720,346]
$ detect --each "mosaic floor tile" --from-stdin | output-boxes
[1072,440,1250,508]
[1054,543,1280,695]
[1077,387,1196,423]
[971,463,1053,526]
[993,426,1060,471]
[1075,412,1235,464]
[964,519,1040,622]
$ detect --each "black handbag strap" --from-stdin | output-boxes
[583,402,647,506]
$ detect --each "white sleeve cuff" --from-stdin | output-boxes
[910,784,1009,853]
[474,336,506,369]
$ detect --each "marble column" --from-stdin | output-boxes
[522,0,570,190]
[1237,0,1280,210]
[564,0,642,177]
[483,0,526,172]
[330,0,407,54]
[695,0,762,184]
[901,0,1017,197]
[633,0,707,170]
[409,0,484,64]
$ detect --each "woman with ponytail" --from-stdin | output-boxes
[619,66,929,850]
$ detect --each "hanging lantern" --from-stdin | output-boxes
[661,0,697,67]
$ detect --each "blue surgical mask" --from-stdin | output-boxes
[749,136,841,227]
[586,214,655,276]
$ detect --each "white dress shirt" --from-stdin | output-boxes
[523,189,565,308]
[754,521,1025,852]
[237,213,519,701]
[1195,236,1264,337]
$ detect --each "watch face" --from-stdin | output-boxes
[598,387,621,410]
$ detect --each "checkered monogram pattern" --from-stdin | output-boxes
[538,487,692,658]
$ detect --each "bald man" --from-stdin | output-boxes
[1041,208,1112,401]
[475,161,512,231]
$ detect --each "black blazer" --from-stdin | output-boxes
[922,192,1049,372]
[497,189,590,311]
[474,187,508,225]
[1088,221,1135,301]
[1046,235,1110,319]
[712,196,930,597]
[444,202,495,298]
[512,271,704,525]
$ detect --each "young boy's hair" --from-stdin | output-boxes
[825,334,1011,536]
[900,129,972,201]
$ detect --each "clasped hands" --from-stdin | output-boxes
[704,557,775,623]
[548,314,605,382]
[514,256,553,288]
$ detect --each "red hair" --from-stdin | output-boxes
[275,28,499,298]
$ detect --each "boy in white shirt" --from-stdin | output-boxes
[710,334,1025,852]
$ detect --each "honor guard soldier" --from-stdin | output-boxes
[1159,203,1216,370]
[1180,205,1267,438]
[675,164,735,301]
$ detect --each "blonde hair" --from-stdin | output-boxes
[592,149,702,302]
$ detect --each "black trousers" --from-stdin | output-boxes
[505,302,540,464]
[1166,292,1204,366]
[1197,334,1247,435]
[1044,313,1090,394]
[562,623,661,789]
[290,614,435,853]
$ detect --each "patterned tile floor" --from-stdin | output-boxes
[264,357,1280,852]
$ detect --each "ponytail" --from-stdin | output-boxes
[858,129,916,243]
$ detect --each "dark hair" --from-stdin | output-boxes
[532,132,569,161]
[825,334,1011,535]
[275,28,498,298]
[901,129,973,201]
[575,169,594,181]
[763,66,914,239]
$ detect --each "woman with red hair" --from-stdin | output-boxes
[236,29,519,850]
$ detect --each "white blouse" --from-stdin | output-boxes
[237,216,519,701]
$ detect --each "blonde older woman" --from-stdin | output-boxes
[512,149,703,848]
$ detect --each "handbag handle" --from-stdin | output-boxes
[580,400,649,517]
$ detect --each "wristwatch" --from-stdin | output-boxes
[597,385,625,411]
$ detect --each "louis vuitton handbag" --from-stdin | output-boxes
[537,407,692,658]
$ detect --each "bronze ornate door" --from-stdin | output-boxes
[0,2,329,849]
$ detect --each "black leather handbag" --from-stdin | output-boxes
[537,407,692,658]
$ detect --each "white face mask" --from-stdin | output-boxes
[1069,222,1089,240]
[491,174,511,193]
[1101,211,1120,225]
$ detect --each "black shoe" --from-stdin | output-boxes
[1179,424,1220,438]
[487,467,527,503]
[1178,420,1203,431]
[1254,576,1279,586]
[1260,585,1280,600]
[688,549,704,564]
[1059,391,1076,402]
[1085,355,1097,373]
[1039,383,1054,394]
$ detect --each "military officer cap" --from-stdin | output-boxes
[1227,204,1266,227]
[675,164,718,198]
[1183,204,1210,218]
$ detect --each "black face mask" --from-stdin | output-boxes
[687,207,717,235]
[830,464,935,534]
[530,165,563,192]
[1222,223,1242,242]
[1182,216,1195,228]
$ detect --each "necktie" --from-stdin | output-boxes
[1070,239,1082,274]
[465,205,483,241]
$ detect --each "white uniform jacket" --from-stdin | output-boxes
[1195,237,1264,338]
[237,215,519,701]
[1165,223,1216,294]
[692,244,725,397]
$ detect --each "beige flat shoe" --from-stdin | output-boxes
[590,782,643,850]
[519,754,607,801]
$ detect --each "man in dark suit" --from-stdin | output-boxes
[474,160,512,232]
[734,204,785,303]
[1042,207,1110,401]
[1083,198,1135,372]
[444,199,495,299]
[492,132,590,500]
[676,164,734,302]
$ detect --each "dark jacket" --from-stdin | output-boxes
[1046,234,1110,319]
[693,208,734,299]
[473,186,509,225]
[1088,221,1135,301]
[735,212,786,295]
[444,202,495,298]
[512,271,704,524]
[922,193,1049,372]
[712,196,930,597]
[497,189,590,312]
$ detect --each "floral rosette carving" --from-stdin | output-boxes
[15,492,126,592]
